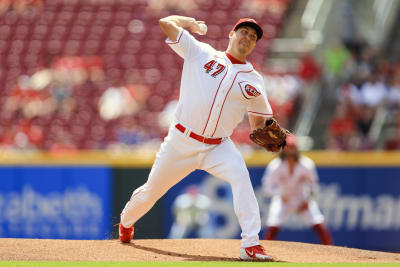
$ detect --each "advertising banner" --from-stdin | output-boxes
[0,167,112,239]
[163,167,400,252]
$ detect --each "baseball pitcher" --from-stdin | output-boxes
[118,15,289,261]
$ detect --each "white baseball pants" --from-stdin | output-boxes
[266,195,325,227]
[121,124,261,248]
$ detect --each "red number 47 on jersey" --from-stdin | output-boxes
[204,60,225,78]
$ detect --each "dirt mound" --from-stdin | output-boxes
[1,238,399,262]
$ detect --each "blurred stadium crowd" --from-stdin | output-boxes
[0,0,398,151]
[325,40,400,150]
[0,0,291,151]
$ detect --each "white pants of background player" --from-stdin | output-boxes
[121,123,261,248]
[267,195,325,227]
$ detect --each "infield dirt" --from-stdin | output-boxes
[0,238,399,263]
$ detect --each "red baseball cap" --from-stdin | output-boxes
[232,18,263,41]
[285,134,298,147]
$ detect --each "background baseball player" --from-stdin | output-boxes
[262,135,332,245]
[118,15,288,261]
[168,185,214,239]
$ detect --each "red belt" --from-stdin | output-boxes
[175,123,222,145]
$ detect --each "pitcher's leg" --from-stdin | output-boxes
[121,141,198,228]
[202,140,261,248]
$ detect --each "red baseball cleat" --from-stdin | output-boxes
[240,245,273,261]
[119,224,134,243]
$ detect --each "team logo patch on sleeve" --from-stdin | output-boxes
[239,81,261,99]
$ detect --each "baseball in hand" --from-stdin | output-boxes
[198,23,207,35]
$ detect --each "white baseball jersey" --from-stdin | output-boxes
[262,155,324,226]
[166,29,272,138]
[263,155,318,208]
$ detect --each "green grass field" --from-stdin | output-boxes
[1,262,399,267]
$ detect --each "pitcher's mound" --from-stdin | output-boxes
[1,238,399,262]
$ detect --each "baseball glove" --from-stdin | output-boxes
[249,118,290,152]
